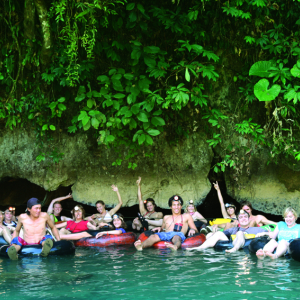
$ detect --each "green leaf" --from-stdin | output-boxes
[144,46,160,54]
[50,125,56,131]
[254,79,281,101]
[58,103,66,111]
[291,64,300,78]
[137,112,148,122]
[131,104,140,114]
[91,117,100,129]
[113,93,126,99]
[249,61,273,77]
[42,124,48,131]
[185,68,190,82]
[153,110,162,116]
[109,69,117,76]
[126,3,135,10]
[97,75,109,82]
[87,99,94,108]
[57,97,65,103]
[92,91,102,97]
[75,94,86,102]
[145,135,153,145]
[138,134,146,145]
[131,49,142,60]
[124,73,134,80]
[151,117,165,126]
[147,129,160,136]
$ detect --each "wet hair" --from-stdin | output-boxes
[168,195,183,207]
[283,207,298,219]
[240,201,253,211]
[185,200,197,213]
[112,213,127,229]
[144,198,156,211]
[237,209,250,219]
[71,205,86,220]
[96,200,105,206]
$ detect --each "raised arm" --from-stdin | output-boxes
[46,214,61,241]
[136,177,147,215]
[108,185,123,216]
[260,216,277,226]
[47,193,72,214]
[213,181,229,219]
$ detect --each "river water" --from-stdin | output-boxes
[0,246,299,299]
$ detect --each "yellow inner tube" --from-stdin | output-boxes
[209,218,232,226]
[231,233,256,240]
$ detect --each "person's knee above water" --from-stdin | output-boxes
[186,209,267,253]
[85,185,123,227]
[95,214,127,239]
[132,177,163,232]
[134,195,198,251]
[7,197,60,260]
[256,207,300,260]
[47,193,73,223]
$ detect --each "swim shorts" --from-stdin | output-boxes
[156,231,186,242]
[10,235,53,247]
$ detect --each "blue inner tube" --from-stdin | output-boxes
[214,239,252,251]
[0,236,75,258]
[248,237,269,254]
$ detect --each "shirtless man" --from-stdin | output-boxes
[7,198,60,260]
[240,201,276,227]
[186,210,267,253]
[132,177,163,231]
[47,193,73,223]
[134,195,198,251]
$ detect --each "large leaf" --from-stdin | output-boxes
[254,79,281,101]
[291,64,300,78]
[249,61,273,77]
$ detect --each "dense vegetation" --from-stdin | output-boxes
[1,0,300,173]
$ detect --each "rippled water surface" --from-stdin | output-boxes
[0,246,300,299]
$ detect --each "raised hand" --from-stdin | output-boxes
[136,176,141,186]
[213,181,220,191]
[111,185,118,192]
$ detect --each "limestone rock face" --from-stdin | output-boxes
[0,129,213,209]
[226,150,300,216]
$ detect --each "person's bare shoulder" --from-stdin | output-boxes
[40,212,50,219]
[18,213,28,221]
[183,214,193,222]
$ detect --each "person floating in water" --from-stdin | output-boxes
[132,177,163,231]
[85,185,123,227]
[7,198,60,260]
[134,195,198,251]
[186,209,267,253]
[47,193,73,223]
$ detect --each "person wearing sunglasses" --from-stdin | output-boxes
[132,177,163,232]
[56,205,101,240]
[186,210,267,253]
[95,214,127,238]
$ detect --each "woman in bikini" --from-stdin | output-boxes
[256,207,300,259]
[85,185,123,227]
[185,200,207,231]
[132,177,163,231]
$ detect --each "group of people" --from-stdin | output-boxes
[1,177,300,261]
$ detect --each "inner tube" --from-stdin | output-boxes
[209,218,232,226]
[248,236,269,254]
[261,224,276,232]
[288,238,300,262]
[74,232,136,247]
[214,238,252,250]
[138,231,205,249]
[0,237,75,258]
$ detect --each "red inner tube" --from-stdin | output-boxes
[74,232,136,247]
[138,232,206,249]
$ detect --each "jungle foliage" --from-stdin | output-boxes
[1,0,300,172]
